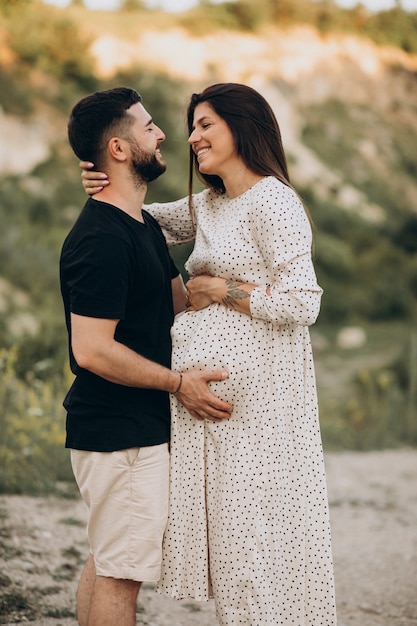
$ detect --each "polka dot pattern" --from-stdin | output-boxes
[151,178,336,625]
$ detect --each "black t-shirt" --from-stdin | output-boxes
[59,198,179,452]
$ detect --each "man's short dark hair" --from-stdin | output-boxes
[68,87,142,168]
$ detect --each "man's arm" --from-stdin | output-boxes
[71,313,233,421]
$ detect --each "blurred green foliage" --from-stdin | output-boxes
[120,0,145,10]
[178,0,417,53]
[3,0,416,53]
[299,92,417,325]
[0,0,31,11]
[364,5,417,53]
[1,1,98,94]
[320,330,417,450]
[179,1,265,33]
[0,67,34,115]
[0,348,73,494]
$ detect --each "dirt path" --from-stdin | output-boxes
[1,449,416,626]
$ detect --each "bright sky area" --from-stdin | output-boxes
[43,0,417,12]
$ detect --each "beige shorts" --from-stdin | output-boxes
[71,443,169,582]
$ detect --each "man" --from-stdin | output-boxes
[60,87,232,626]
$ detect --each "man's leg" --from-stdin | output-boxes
[76,554,96,626]
[71,446,168,625]
[87,575,141,626]
[76,554,142,626]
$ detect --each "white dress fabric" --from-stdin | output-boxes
[147,177,337,626]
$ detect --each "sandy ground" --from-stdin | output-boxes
[0,449,416,626]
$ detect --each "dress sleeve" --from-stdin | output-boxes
[145,195,197,246]
[249,181,323,326]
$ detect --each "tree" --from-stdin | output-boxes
[0,0,31,14]
[120,0,144,10]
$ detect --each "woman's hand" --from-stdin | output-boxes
[186,275,226,311]
[186,274,255,316]
[79,161,109,196]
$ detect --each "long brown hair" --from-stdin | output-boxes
[187,82,290,195]
[186,83,313,230]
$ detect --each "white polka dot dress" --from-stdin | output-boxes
[147,177,337,626]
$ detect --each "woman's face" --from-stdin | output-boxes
[188,102,239,178]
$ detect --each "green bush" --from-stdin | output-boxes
[0,67,34,116]
[320,331,417,450]
[0,0,30,13]
[5,1,98,90]
[365,6,417,54]
[0,348,72,494]
[176,0,417,52]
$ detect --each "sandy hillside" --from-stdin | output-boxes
[0,449,416,626]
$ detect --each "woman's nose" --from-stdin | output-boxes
[188,128,199,144]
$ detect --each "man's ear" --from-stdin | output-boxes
[107,137,128,162]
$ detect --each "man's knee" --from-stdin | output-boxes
[86,576,142,626]
[95,575,142,600]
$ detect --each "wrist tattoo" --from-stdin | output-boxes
[222,279,249,309]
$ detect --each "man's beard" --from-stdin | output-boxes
[129,140,166,184]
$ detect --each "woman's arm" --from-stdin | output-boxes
[79,160,196,245]
[248,183,322,325]
[145,198,195,246]
[186,275,254,316]
[186,258,321,326]
[186,182,322,326]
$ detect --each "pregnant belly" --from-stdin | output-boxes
[171,305,268,405]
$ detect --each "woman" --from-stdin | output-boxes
[81,82,337,626]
